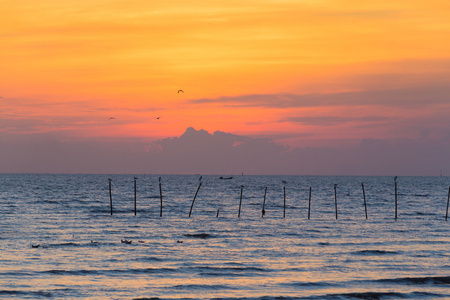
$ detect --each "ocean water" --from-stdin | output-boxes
[0,174,449,299]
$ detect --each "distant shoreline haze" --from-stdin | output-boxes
[0,127,448,176]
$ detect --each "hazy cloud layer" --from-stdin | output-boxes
[2,127,448,176]
[189,84,450,109]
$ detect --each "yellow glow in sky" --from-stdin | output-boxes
[1,0,450,145]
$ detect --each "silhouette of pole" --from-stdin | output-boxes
[134,177,137,216]
[216,209,220,217]
[189,179,202,217]
[446,186,450,221]
[308,187,312,219]
[283,183,286,218]
[262,187,267,217]
[394,176,398,220]
[109,178,113,215]
[334,184,338,220]
[159,177,163,217]
[362,183,367,219]
[238,185,244,218]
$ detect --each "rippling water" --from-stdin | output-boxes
[1,174,449,299]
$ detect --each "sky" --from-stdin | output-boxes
[1,0,450,175]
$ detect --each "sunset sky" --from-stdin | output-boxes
[1,0,450,174]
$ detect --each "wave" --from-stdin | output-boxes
[375,276,450,285]
[183,233,214,239]
[318,242,331,246]
[0,288,80,298]
[0,290,53,297]
[134,256,165,262]
[45,242,80,248]
[307,291,445,299]
[194,266,269,277]
[352,250,399,256]
[170,283,235,291]
[36,241,117,248]
[133,291,448,300]
[41,200,59,204]
[1,267,178,277]
[282,281,338,288]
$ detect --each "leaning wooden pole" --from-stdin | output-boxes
[283,184,286,218]
[262,187,267,217]
[362,182,367,219]
[238,185,244,218]
[109,178,113,215]
[189,181,202,217]
[446,186,450,221]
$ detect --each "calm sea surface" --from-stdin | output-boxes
[0,174,449,299]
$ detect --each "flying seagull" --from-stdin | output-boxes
[108,117,116,120]
[178,90,184,93]
[155,116,161,119]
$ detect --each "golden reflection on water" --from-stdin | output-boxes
[1,174,449,298]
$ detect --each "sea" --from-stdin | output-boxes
[0,174,449,299]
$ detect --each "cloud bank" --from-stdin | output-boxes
[1,127,448,176]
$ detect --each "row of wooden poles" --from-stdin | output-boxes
[108,177,450,220]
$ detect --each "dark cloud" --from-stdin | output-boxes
[188,84,450,109]
[280,116,390,127]
[143,128,450,176]
[145,127,287,175]
[1,128,449,176]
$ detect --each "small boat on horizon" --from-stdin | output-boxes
[219,176,233,180]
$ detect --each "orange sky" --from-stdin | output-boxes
[1,0,450,148]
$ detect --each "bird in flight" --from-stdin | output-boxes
[108,117,116,120]
[155,116,161,119]
[178,90,184,93]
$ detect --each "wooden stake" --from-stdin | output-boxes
[189,181,202,217]
[216,209,220,217]
[362,182,367,219]
[334,184,338,220]
[134,177,137,216]
[308,187,312,220]
[394,176,398,220]
[159,177,163,217]
[446,186,449,221]
[283,184,286,218]
[262,187,267,217]
[109,178,113,215]
[238,185,244,218]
